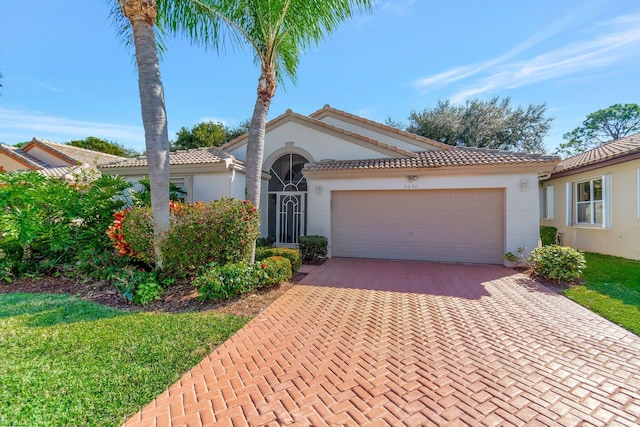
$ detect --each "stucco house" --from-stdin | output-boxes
[100,105,559,264]
[0,137,124,181]
[540,133,640,260]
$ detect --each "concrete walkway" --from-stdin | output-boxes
[124,259,640,426]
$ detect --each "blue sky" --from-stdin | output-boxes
[1,0,639,153]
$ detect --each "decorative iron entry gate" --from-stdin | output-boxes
[267,153,308,246]
[275,192,306,246]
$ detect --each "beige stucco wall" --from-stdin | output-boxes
[542,159,640,260]
[306,172,542,263]
[0,153,32,171]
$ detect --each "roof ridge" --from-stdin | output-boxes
[555,132,640,174]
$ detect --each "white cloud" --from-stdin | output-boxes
[0,107,144,149]
[414,13,640,103]
[34,82,62,92]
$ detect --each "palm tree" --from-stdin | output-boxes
[111,0,170,268]
[162,0,372,259]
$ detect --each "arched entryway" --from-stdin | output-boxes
[267,153,308,246]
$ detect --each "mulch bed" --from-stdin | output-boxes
[0,271,308,317]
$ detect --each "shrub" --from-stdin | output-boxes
[195,262,261,301]
[528,245,586,283]
[0,171,129,278]
[255,247,301,272]
[298,235,328,263]
[258,256,292,287]
[113,267,164,305]
[113,198,260,276]
[256,237,275,248]
[540,226,558,246]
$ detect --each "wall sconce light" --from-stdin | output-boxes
[519,177,529,192]
[407,175,418,182]
[315,184,322,194]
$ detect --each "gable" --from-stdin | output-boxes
[0,152,39,171]
[309,105,449,152]
[23,145,75,167]
[227,115,414,166]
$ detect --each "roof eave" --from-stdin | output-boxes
[551,151,640,179]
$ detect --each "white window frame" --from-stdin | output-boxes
[170,176,193,203]
[540,185,554,219]
[567,175,611,228]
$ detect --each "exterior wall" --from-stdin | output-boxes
[229,121,392,163]
[25,146,72,167]
[318,116,435,152]
[0,153,33,171]
[542,159,640,260]
[305,172,541,264]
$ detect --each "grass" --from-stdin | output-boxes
[0,293,250,427]
[564,252,640,335]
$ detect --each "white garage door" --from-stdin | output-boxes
[331,189,504,264]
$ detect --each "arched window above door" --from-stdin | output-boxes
[269,153,308,192]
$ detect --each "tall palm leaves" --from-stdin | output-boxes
[112,0,170,268]
[162,0,372,260]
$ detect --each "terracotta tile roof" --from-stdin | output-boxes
[24,138,125,165]
[0,143,49,169]
[37,163,99,182]
[100,146,242,168]
[221,109,418,158]
[309,104,451,150]
[554,133,640,175]
[304,147,559,172]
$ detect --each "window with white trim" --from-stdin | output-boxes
[170,176,193,203]
[567,175,611,228]
[540,185,554,219]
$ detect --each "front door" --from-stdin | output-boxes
[276,192,306,247]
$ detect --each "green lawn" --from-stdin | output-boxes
[0,293,250,427]
[564,252,640,335]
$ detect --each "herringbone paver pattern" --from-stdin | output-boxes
[123,259,640,426]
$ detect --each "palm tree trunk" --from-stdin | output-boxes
[127,5,170,269]
[246,67,276,262]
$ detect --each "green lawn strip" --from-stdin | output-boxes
[0,292,250,427]
[563,252,640,335]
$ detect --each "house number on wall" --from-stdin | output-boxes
[404,184,418,189]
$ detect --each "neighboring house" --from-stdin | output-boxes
[100,105,559,265]
[0,137,124,181]
[540,133,640,261]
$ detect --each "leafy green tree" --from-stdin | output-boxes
[172,119,251,150]
[172,121,227,150]
[110,0,172,269]
[401,97,552,153]
[555,104,640,157]
[160,0,372,261]
[67,136,139,157]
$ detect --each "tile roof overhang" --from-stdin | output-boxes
[303,147,560,178]
[98,146,269,178]
[221,109,419,158]
[551,133,640,178]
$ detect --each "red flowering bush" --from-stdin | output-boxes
[107,198,260,276]
[258,256,292,287]
[255,247,301,272]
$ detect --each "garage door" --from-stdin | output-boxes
[331,189,504,264]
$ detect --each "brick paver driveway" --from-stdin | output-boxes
[124,258,640,426]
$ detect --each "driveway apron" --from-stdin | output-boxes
[124,258,640,426]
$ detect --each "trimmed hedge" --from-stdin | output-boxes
[194,262,261,301]
[298,235,327,262]
[255,247,301,272]
[259,256,292,286]
[528,245,586,283]
[540,226,558,246]
[113,198,260,276]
